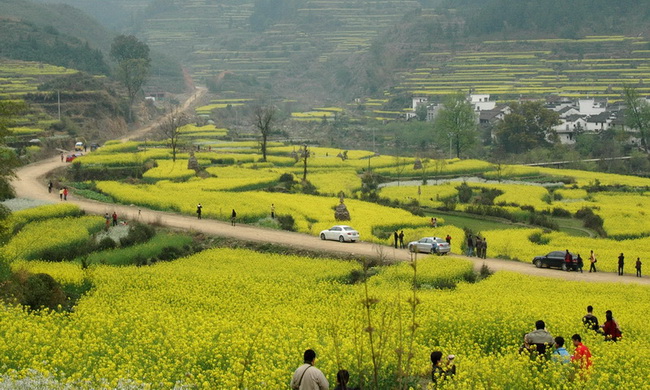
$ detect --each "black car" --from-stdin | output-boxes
[533,251,577,270]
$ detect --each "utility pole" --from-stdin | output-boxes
[57,90,61,121]
[448,133,452,159]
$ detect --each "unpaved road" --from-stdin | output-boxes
[9,89,650,286]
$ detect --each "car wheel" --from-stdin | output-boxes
[534,259,542,268]
[320,233,326,240]
[339,235,345,243]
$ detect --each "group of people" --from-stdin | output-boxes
[393,230,405,249]
[520,320,593,370]
[103,212,118,228]
[565,250,642,277]
[195,204,238,226]
[466,235,487,259]
[290,349,456,390]
[582,306,623,341]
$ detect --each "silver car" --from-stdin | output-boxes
[407,237,450,255]
[319,225,360,242]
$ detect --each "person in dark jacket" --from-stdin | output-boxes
[576,254,584,273]
[431,351,456,383]
[618,253,625,275]
[582,305,600,333]
[564,250,572,272]
[231,209,237,226]
[196,203,202,219]
[636,257,642,277]
[393,231,399,248]
[398,230,405,249]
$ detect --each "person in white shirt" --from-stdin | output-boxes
[291,349,329,390]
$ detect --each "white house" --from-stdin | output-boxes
[412,96,428,111]
[553,115,588,144]
[578,98,607,115]
[470,94,496,111]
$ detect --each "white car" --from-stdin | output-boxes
[408,237,451,255]
[319,225,360,242]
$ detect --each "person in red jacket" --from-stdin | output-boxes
[564,249,573,271]
[602,310,622,341]
[571,334,592,370]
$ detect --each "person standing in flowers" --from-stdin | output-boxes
[582,305,600,333]
[334,370,358,390]
[589,250,597,272]
[271,203,275,219]
[618,253,625,275]
[290,349,329,390]
[571,334,593,370]
[196,203,202,219]
[231,209,237,226]
[636,257,642,277]
[430,351,456,384]
[445,234,451,245]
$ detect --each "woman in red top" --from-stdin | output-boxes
[602,310,622,341]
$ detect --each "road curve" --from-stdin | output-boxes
[9,88,650,286]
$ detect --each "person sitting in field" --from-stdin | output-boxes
[551,336,571,364]
[431,351,456,384]
[571,334,593,370]
[602,310,622,341]
[523,320,554,355]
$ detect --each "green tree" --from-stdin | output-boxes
[623,85,650,150]
[434,92,477,158]
[110,35,151,122]
[495,101,560,154]
[0,101,25,201]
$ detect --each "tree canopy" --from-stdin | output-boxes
[623,86,650,150]
[110,35,151,121]
[495,101,560,154]
[0,100,26,201]
[434,92,477,158]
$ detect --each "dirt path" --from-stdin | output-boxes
[9,89,650,286]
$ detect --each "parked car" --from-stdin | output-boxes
[319,225,359,242]
[407,237,451,255]
[65,152,83,163]
[533,251,576,270]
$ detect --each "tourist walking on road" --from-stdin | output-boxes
[445,234,451,245]
[271,203,275,219]
[48,181,53,193]
[576,254,584,273]
[112,211,118,226]
[394,231,399,248]
[59,188,63,200]
[399,230,405,249]
[475,237,483,258]
[589,250,597,273]
[63,187,68,201]
[636,257,642,277]
[481,238,487,259]
[196,203,202,219]
[290,349,329,390]
[466,236,474,256]
[231,209,237,226]
[618,253,625,275]
[104,213,111,229]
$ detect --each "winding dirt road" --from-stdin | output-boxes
[10,88,650,286]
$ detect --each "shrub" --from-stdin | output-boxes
[456,182,472,203]
[528,231,551,245]
[528,213,559,230]
[277,214,296,231]
[24,273,66,311]
[551,207,572,217]
[119,223,156,247]
[96,237,117,251]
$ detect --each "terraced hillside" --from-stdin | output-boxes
[394,36,650,101]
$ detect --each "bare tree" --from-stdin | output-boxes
[252,105,276,162]
[158,109,190,162]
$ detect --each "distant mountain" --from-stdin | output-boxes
[0,18,109,74]
[450,0,650,37]
[0,0,184,92]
